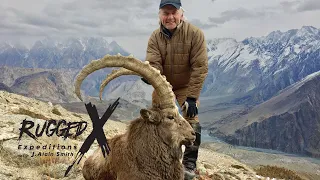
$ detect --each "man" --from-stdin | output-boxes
[142,0,208,179]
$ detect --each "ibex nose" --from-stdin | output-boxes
[191,131,196,136]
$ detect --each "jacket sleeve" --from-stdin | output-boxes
[187,29,208,99]
[145,32,163,74]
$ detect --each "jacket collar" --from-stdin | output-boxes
[160,21,184,39]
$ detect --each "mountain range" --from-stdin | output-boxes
[0,26,320,157]
[0,37,129,69]
[0,37,137,103]
[1,26,319,105]
[203,26,320,104]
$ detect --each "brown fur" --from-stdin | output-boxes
[82,107,195,180]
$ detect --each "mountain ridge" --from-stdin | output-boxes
[203,26,320,105]
[209,71,320,157]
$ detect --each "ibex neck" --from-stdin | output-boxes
[127,122,184,179]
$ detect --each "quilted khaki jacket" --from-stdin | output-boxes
[146,21,208,99]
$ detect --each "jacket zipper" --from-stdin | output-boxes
[170,41,173,86]
[161,28,174,87]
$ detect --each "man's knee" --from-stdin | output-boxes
[188,121,201,146]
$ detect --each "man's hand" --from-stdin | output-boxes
[141,77,151,85]
[182,97,198,118]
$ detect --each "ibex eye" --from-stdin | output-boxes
[168,115,174,120]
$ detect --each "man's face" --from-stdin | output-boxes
[159,5,183,31]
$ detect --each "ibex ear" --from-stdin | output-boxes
[140,109,160,124]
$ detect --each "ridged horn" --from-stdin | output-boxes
[74,55,175,109]
[99,68,139,100]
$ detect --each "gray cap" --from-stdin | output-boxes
[159,0,181,9]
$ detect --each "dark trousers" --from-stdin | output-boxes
[183,122,201,170]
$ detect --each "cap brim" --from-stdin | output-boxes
[160,3,180,9]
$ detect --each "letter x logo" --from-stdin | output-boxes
[65,98,120,177]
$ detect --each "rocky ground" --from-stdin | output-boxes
[0,90,309,180]
[202,142,320,180]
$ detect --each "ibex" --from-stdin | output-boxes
[74,54,196,180]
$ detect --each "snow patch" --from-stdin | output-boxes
[294,44,300,54]
[79,39,86,51]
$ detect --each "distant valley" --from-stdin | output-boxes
[207,71,320,157]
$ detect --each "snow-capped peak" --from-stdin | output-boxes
[207,38,239,58]
[300,26,319,36]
